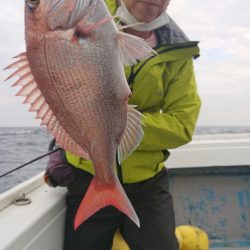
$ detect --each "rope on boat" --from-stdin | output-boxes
[0,139,60,178]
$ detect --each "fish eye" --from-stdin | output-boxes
[26,0,40,10]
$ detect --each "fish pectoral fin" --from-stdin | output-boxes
[115,31,156,66]
[117,105,144,163]
[74,176,140,230]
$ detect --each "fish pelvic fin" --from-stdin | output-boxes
[117,105,144,163]
[116,31,157,66]
[74,176,140,231]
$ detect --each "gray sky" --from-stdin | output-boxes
[0,0,250,126]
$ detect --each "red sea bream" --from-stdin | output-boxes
[4,0,154,230]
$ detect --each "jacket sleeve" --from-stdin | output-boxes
[136,58,201,151]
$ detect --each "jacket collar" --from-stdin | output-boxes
[155,15,190,46]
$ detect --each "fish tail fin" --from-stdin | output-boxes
[74,176,140,230]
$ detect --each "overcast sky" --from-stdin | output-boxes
[0,0,250,127]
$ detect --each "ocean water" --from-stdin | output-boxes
[0,126,250,194]
[0,127,52,194]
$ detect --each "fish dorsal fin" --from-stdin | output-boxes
[116,31,156,66]
[117,105,144,163]
[4,52,89,159]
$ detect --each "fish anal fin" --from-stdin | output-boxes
[116,31,156,66]
[74,176,140,231]
[56,127,90,160]
[117,105,144,163]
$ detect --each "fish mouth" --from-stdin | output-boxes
[47,0,91,30]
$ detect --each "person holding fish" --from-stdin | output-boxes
[48,0,200,248]
[5,0,200,249]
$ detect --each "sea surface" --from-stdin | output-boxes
[0,126,250,194]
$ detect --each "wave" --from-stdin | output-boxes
[0,127,49,137]
[0,130,33,136]
[195,126,250,135]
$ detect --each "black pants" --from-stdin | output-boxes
[64,168,179,250]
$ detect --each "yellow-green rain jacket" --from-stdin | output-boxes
[66,0,201,183]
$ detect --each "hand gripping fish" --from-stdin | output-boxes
[4,0,154,230]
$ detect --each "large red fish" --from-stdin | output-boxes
[4,0,154,230]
